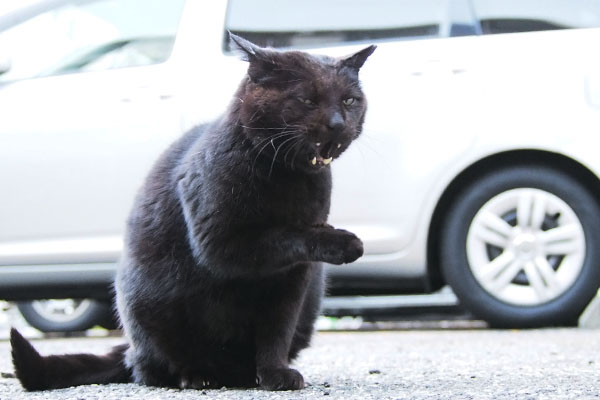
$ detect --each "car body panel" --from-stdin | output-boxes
[1,0,600,300]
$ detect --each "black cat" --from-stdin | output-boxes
[10,34,375,391]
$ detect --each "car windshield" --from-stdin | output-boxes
[0,0,185,83]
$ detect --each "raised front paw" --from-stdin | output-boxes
[258,368,305,391]
[311,228,364,265]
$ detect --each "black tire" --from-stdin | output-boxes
[17,299,116,332]
[440,165,600,328]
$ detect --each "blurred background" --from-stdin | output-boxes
[2,0,600,338]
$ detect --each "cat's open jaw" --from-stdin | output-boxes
[310,141,342,167]
[311,155,332,167]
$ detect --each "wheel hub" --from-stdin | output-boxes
[510,230,539,260]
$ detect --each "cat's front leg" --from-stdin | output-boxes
[257,367,304,391]
[255,263,313,391]
[307,226,364,265]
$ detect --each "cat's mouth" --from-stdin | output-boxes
[308,141,343,168]
[309,155,333,167]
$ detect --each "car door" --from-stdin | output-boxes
[0,0,186,266]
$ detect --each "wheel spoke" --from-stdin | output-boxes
[473,221,510,248]
[530,193,547,230]
[517,191,533,228]
[534,256,562,292]
[476,250,516,283]
[544,241,580,255]
[479,211,514,237]
[482,257,523,293]
[540,224,582,255]
[541,223,580,242]
[523,260,557,302]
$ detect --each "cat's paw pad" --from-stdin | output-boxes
[258,368,305,391]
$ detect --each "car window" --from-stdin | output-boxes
[473,0,600,34]
[0,0,185,83]
[224,0,445,51]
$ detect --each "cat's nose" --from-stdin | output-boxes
[327,112,345,132]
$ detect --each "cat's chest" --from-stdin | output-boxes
[250,173,331,225]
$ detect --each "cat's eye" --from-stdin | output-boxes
[343,97,356,106]
[298,97,315,106]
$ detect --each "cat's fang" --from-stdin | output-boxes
[311,157,317,165]
[323,157,332,165]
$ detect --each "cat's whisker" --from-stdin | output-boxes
[268,134,301,178]
[241,124,305,131]
[356,140,393,172]
[283,137,304,166]
[290,139,307,171]
[359,136,385,158]
[285,124,307,132]
[279,115,307,132]
[241,125,288,130]
[353,135,395,171]
[238,128,302,177]
[250,131,301,154]
[251,131,298,147]
[250,132,301,176]
[247,108,260,123]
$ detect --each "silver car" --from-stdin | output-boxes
[2,0,600,331]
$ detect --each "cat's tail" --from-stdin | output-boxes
[10,328,131,391]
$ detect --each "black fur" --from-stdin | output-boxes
[10,328,129,390]
[10,34,375,391]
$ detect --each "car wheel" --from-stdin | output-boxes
[16,299,117,332]
[440,165,600,328]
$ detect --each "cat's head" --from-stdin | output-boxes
[230,33,375,174]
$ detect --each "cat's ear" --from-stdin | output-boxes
[340,45,377,71]
[229,32,287,84]
[229,32,265,62]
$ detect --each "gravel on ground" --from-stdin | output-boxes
[1,328,600,400]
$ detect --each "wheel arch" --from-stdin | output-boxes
[425,149,600,291]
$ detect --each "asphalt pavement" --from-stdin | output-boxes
[1,327,600,400]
